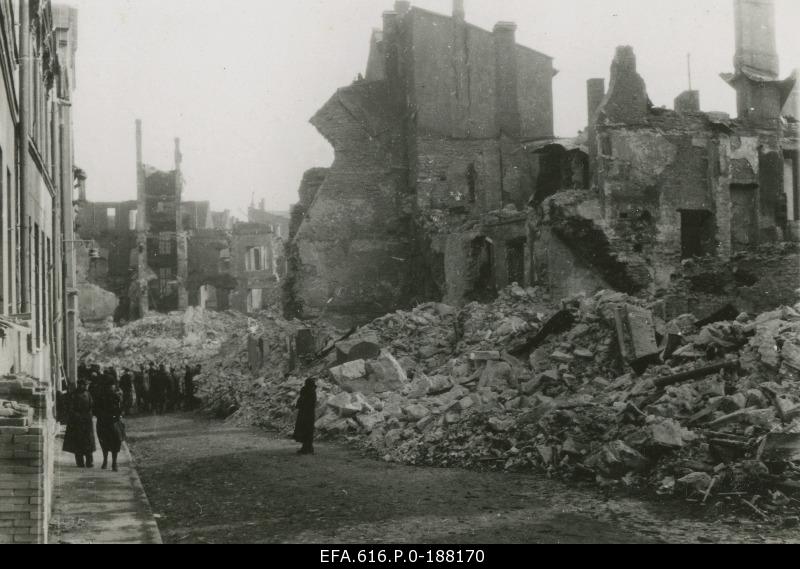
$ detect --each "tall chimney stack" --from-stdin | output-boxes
[734,0,779,78]
[586,78,606,126]
[453,0,465,19]
[394,1,410,16]
[493,22,520,138]
[725,0,788,123]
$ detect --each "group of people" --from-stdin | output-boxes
[62,370,125,471]
[61,361,203,471]
[77,361,201,417]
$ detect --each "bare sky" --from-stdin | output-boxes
[69,0,800,217]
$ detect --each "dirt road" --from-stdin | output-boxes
[126,413,798,544]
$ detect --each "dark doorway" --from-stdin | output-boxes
[730,184,759,249]
[506,238,526,286]
[468,237,495,302]
[679,209,715,258]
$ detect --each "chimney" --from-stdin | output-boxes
[586,78,606,126]
[174,137,182,169]
[394,1,410,15]
[725,0,787,123]
[453,0,465,19]
[383,11,402,107]
[74,169,87,203]
[597,46,649,124]
[494,22,520,138]
[734,0,778,78]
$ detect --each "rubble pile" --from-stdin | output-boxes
[195,312,311,421]
[194,285,800,517]
[78,307,263,370]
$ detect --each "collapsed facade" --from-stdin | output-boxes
[287,0,799,325]
[533,0,799,317]
[75,131,288,321]
[287,0,556,324]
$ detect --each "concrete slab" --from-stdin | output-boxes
[51,432,162,544]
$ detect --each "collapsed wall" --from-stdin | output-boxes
[530,44,799,311]
[288,82,414,326]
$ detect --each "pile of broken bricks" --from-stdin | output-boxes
[193,285,800,522]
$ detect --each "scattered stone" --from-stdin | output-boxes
[551,351,575,364]
[677,472,713,494]
[469,351,501,362]
[329,360,367,384]
[403,403,431,422]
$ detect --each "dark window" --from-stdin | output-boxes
[468,237,496,302]
[159,267,173,296]
[680,209,715,258]
[34,225,40,348]
[467,163,477,204]
[14,170,21,313]
[44,236,50,344]
[506,238,526,286]
[601,136,613,157]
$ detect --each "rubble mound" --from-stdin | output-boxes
[194,285,800,521]
[78,307,273,370]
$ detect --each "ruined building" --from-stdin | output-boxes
[76,122,289,319]
[287,0,799,325]
[0,0,81,544]
[133,123,188,315]
[287,0,556,324]
[532,0,799,317]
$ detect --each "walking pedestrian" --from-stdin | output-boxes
[94,376,125,472]
[293,377,317,455]
[63,379,96,468]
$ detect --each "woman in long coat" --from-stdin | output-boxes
[63,379,96,468]
[293,378,317,455]
[95,377,125,471]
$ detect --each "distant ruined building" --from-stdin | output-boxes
[75,122,288,322]
[286,0,799,325]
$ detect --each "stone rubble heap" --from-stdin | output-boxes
[196,285,800,520]
[78,307,281,370]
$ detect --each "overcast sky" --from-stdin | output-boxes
[69,0,799,217]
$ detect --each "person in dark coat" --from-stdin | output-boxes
[183,365,195,410]
[293,378,317,455]
[167,367,181,411]
[151,364,168,415]
[63,379,96,468]
[88,371,102,409]
[133,366,147,414]
[120,369,134,416]
[94,376,125,471]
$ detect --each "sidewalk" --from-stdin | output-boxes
[51,430,162,544]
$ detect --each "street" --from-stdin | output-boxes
[126,413,798,544]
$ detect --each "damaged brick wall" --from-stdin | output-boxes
[0,377,55,544]
[187,230,234,309]
[290,81,414,324]
[230,223,283,313]
[288,3,555,322]
[662,243,800,319]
